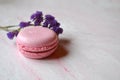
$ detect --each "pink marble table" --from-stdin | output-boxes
[0,0,120,80]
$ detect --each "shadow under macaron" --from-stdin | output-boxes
[44,38,71,60]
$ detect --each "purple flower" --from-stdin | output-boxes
[19,21,31,28]
[7,32,15,39]
[31,11,43,20]
[14,30,19,36]
[30,13,36,20]
[51,26,63,35]
[49,20,60,27]
[45,15,55,21]
[7,30,19,39]
[34,19,43,26]
[43,20,49,27]
[57,27,63,34]
[31,11,43,26]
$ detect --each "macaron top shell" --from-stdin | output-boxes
[16,26,58,47]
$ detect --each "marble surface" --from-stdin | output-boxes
[0,0,120,80]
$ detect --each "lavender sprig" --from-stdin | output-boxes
[19,21,31,28]
[31,11,43,26]
[0,11,63,40]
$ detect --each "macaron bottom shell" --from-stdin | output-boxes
[18,45,58,59]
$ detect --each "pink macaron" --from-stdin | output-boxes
[16,26,59,59]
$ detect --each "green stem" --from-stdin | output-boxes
[0,25,19,31]
[6,25,18,28]
[0,27,9,31]
[0,24,35,32]
[17,28,21,32]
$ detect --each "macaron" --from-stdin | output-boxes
[16,26,59,59]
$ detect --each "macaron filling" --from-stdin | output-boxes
[21,45,58,54]
[19,44,58,59]
[17,40,58,53]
